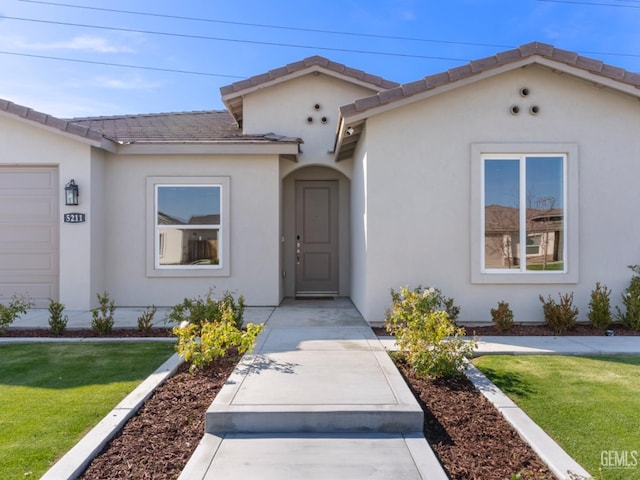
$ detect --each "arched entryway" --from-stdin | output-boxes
[281,166,351,298]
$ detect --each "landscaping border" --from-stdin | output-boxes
[40,352,182,480]
[464,360,591,480]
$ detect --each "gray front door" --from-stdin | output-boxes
[295,180,339,295]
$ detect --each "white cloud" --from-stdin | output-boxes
[12,35,134,53]
[88,76,164,90]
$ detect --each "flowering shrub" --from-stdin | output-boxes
[171,291,263,372]
[615,265,640,330]
[168,289,245,329]
[0,294,33,334]
[385,285,474,378]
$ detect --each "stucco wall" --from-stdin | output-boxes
[243,73,377,180]
[358,64,640,323]
[103,153,281,307]
[0,115,95,309]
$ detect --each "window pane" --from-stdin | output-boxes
[157,186,221,225]
[525,157,564,271]
[158,228,219,266]
[484,159,519,270]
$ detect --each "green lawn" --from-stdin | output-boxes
[0,342,175,479]
[473,355,640,480]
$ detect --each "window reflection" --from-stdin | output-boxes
[483,156,564,272]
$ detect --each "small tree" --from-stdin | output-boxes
[587,282,612,330]
[48,299,68,336]
[615,265,640,330]
[91,291,115,336]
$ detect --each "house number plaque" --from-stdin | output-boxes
[64,213,86,223]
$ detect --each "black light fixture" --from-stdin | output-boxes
[65,179,79,206]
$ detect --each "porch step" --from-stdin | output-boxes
[205,326,424,434]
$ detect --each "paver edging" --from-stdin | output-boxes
[464,360,591,480]
[40,353,182,480]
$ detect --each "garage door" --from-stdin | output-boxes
[0,167,59,307]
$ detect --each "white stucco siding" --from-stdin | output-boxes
[243,73,378,179]
[0,115,95,309]
[103,154,280,307]
[360,64,640,323]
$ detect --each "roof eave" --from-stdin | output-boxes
[114,141,301,156]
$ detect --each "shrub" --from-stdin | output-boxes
[491,301,514,332]
[587,282,612,330]
[615,265,640,330]
[91,291,115,336]
[168,289,245,329]
[171,291,263,372]
[538,292,578,334]
[385,285,475,378]
[0,294,33,334]
[48,299,68,336]
[137,305,157,333]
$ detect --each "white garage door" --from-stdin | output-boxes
[0,167,59,307]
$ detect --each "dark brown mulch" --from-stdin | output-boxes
[395,357,554,479]
[80,353,240,480]
[2,328,174,337]
[373,322,640,337]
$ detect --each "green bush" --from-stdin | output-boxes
[91,291,115,336]
[615,265,640,330]
[137,305,156,333]
[171,291,263,372]
[539,292,578,334]
[491,301,514,332]
[168,289,245,329]
[385,285,474,378]
[0,294,33,334]
[48,299,68,336]
[587,282,612,330]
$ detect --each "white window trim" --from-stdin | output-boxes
[470,143,579,284]
[146,176,230,277]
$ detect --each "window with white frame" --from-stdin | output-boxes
[146,177,230,277]
[471,144,578,284]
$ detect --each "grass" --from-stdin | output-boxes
[0,342,175,479]
[473,355,640,480]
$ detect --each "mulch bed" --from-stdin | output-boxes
[80,353,240,480]
[374,322,640,337]
[395,356,553,479]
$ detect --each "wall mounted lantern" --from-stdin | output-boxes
[65,179,79,206]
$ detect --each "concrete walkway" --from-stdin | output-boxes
[9,301,640,479]
[179,298,448,480]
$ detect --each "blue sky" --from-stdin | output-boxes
[1,0,639,118]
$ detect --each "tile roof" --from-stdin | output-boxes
[220,55,400,126]
[220,55,399,97]
[0,98,103,143]
[68,110,299,145]
[340,42,640,118]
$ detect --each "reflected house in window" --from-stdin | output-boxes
[484,205,563,270]
[157,211,219,266]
